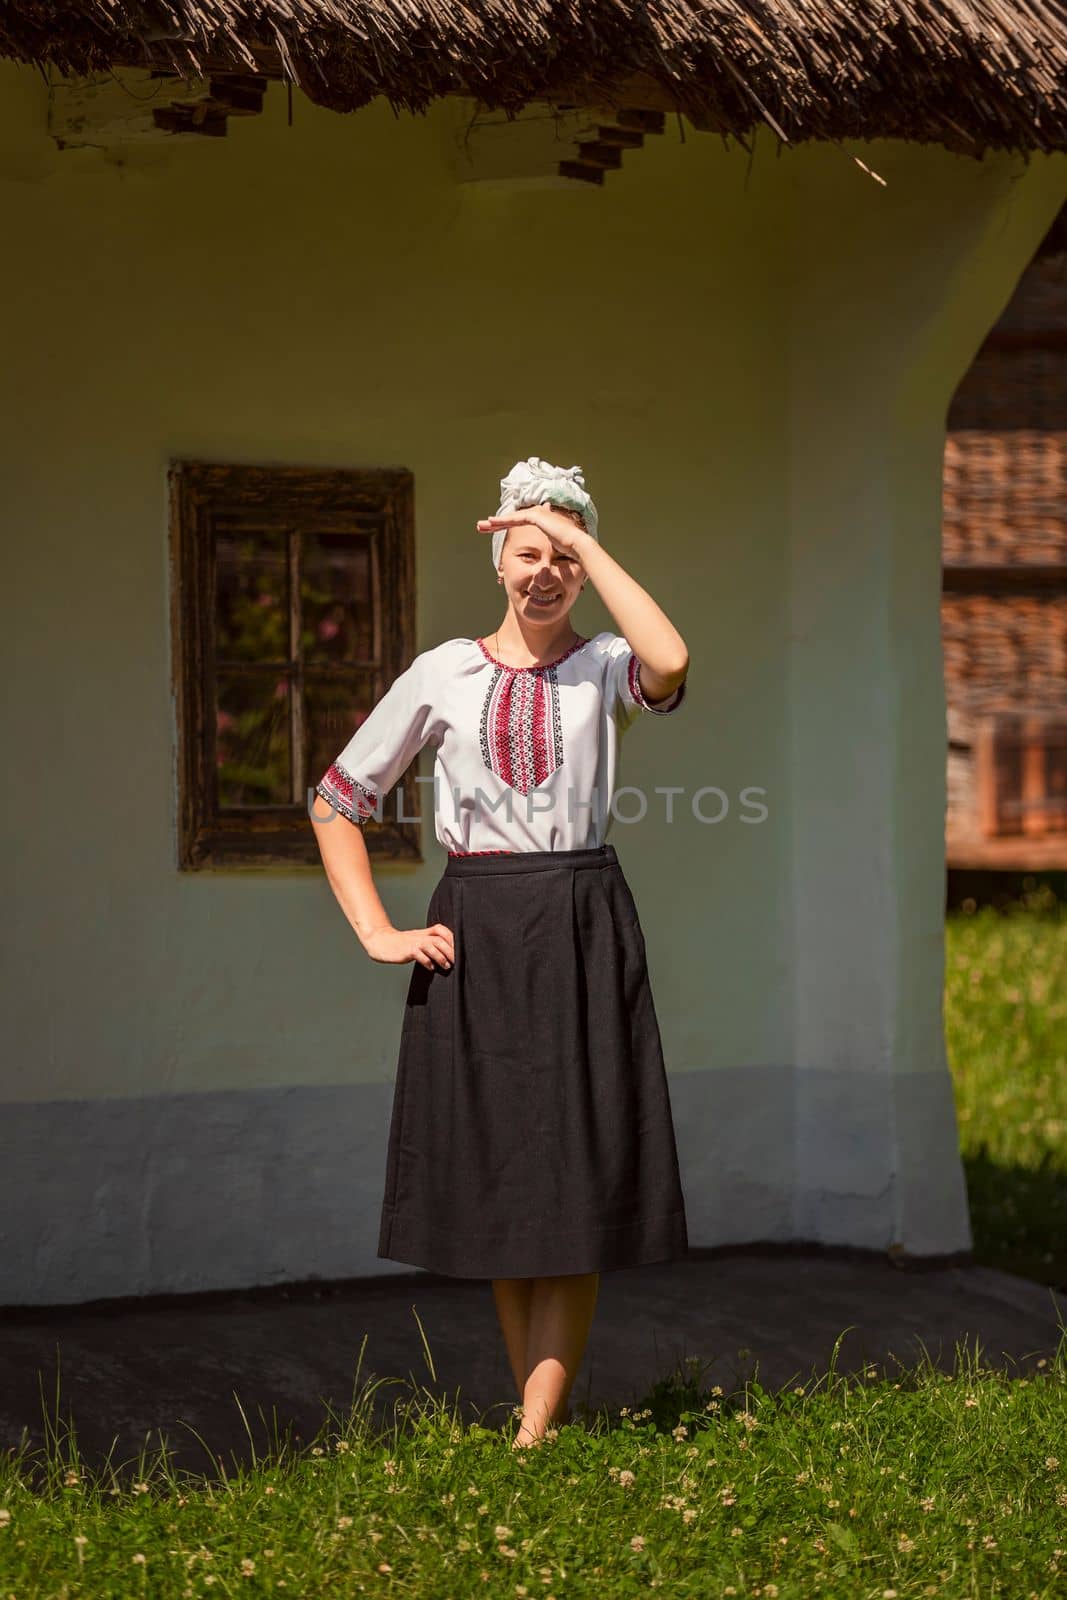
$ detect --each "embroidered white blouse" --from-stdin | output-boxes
[314,630,686,854]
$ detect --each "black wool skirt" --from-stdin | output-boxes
[376,843,689,1279]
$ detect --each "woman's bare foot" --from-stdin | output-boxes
[510,1402,573,1448]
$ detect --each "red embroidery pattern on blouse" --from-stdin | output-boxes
[627,652,686,713]
[475,636,588,796]
[627,653,646,707]
[315,760,379,825]
[475,635,589,673]
[447,849,517,856]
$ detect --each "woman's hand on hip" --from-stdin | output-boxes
[363,924,454,970]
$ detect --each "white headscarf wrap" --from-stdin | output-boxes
[491,456,599,571]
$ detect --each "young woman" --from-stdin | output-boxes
[311,456,690,1449]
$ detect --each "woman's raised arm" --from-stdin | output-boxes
[477,503,688,703]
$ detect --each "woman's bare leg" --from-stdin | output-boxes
[491,1272,600,1445]
[491,1277,535,1394]
[514,1272,600,1447]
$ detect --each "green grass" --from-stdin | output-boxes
[1,888,1064,1597]
[945,881,1067,1288]
[1,1329,1065,1599]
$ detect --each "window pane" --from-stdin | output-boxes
[216,526,290,663]
[306,676,377,789]
[216,674,291,806]
[301,530,374,663]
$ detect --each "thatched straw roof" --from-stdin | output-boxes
[4,2,1067,156]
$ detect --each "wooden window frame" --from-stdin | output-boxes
[942,562,1067,844]
[975,712,1067,839]
[169,459,421,869]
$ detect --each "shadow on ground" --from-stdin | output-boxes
[1,1246,1063,1480]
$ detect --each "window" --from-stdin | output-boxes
[975,711,1067,839]
[169,460,420,868]
[941,575,1067,866]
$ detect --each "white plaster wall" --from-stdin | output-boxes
[783,145,1065,1253]
[1,57,1063,1301]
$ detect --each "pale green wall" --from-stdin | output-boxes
[1,60,798,1101]
[2,56,1064,1293]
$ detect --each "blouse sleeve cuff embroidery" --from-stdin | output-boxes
[315,760,380,825]
[626,652,687,714]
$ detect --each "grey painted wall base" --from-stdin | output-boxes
[1,1066,972,1306]
[671,1067,972,1258]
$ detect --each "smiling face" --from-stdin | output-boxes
[497,504,587,626]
